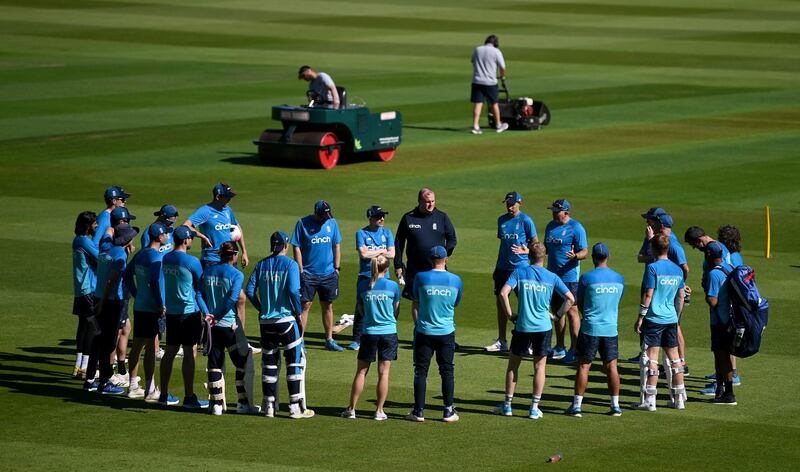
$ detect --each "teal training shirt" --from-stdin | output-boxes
[202,263,244,328]
[506,265,568,333]
[643,258,684,324]
[162,250,209,315]
[358,277,400,335]
[577,267,625,337]
[413,269,462,336]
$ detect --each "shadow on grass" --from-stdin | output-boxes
[218,150,376,169]
[404,125,467,133]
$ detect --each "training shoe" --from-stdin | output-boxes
[176,346,184,358]
[109,373,129,388]
[183,394,209,410]
[494,403,513,416]
[483,339,508,353]
[100,382,125,395]
[341,408,356,419]
[705,372,717,380]
[405,410,425,422]
[249,344,262,355]
[528,407,544,420]
[712,393,737,406]
[471,127,483,135]
[733,373,742,386]
[549,347,567,360]
[496,122,509,133]
[632,401,656,412]
[374,410,388,421]
[127,386,145,399]
[144,388,161,403]
[608,406,623,417]
[324,339,344,352]
[158,392,179,406]
[565,404,582,417]
[236,402,261,414]
[347,341,360,351]
[156,348,165,361]
[289,404,315,419]
[443,407,459,423]
[667,398,685,410]
[211,404,224,416]
[261,400,275,418]
[562,349,577,364]
[700,382,718,396]
[83,381,98,392]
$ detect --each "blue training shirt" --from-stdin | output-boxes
[95,242,127,300]
[72,235,99,297]
[141,225,174,253]
[187,204,238,263]
[93,209,112,245]
[124,248,165,312]
[544,218,588,283]
[706,262,734,326]
[358,277,401,335]
[496,211,537,270]
[577,267,625,337]
[292,216,342,277]
[506,265,568,333]
[246,254,302,322]
[643,258,684,325]
[701,242,731,291]
[202,263,244,328]
[730,251,744,268]
[356,226,395,278]
[162,250,209,315]
[639,232,687,266]
[413,269,462,336]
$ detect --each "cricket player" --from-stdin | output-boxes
[72,211,98,379]
[141,204,178,253]
[495,243,574,420]
[406,246,462,423]
[246,231,314,419]
[184,182,249,268]
[565,243,624,417]
[485,191,537,353]
[93,185,129,245]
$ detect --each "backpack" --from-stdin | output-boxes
[715,265,769,358]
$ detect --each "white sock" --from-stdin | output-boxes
[611,395,619,408]
[80,356,89,370]
[75,353,83,369]
[504,395,513,407]
[646,393,656,405]
[532,394,541,410]
[573,395,583,408]
[130,376,140,390]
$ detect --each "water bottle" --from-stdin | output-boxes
[547,453,563,463]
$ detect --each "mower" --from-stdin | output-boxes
[254,89,403,169]
[488,79,551,130]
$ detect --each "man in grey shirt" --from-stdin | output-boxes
[471,35,508,134]
[298,65,340,108]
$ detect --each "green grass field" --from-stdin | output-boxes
[1,0,799,470]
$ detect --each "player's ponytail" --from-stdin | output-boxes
[369,255,390,288]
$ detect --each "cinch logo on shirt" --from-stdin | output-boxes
[545,236,564,244]
[522,282,549,292]
[163,266,180,276]
[595,286,620,294]
[659,277,680,286]
[259,273,281,282]
[365,293,390,301]
[426,287,452,296]
[408,224,421,229]
[366,244,387,251]
[160,243,173,253]
[310,235,332,244]
[214,223,233,231]
[501,233,518,240]
[205,277,226,287]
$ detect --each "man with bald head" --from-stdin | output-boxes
[395,188,457,322]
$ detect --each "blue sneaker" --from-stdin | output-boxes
[733,373,742,386]
[562,349,577,364]
[549,347,566,360]
[183,394,209,410]
[493,403,513,416]
[159,392,179,406]
[325,339,344,352]
[83,381,99,392]
[700,382,718,396]
[705,372,717,380]
[347,341,360,351]
[528,407,544,420]
[100,382,125,395]
[608,406,622,417]
[564,404,582,417]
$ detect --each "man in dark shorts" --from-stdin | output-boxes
[470,34,508,134]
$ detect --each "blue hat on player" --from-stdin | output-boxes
[430,245,447,259]
[367,205,387,219]
[705,241,725,259]
[112,223,139,246]
[173,225,197,241]
[548,199,571,212]
[213,182,236,198]
[504,191,522,204]
[154,204,178,218]
[111,206,136,223]
[592,242,610,259]
[148,222,173,238]
[656,213,673,228]
[641,207,666,219]
[315,200,333,220]
[270,231,289,252]
[104,185,130,201]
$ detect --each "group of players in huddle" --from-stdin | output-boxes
[71,184,744,422]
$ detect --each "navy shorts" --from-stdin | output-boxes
[510,330,552,357]
[358,333,398,363]
[471,83,500,105]
[72,294,95,317]
[710,324,733,352]
[133,310,161,339]
[166,312,202,346]
[576,332,619,362]
[118,299,130,329]
[493,268,514,295]
[301,272,339,303]
[550,282,578,315]
[641,319,679,349]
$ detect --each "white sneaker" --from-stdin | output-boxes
[144,388,161,403]
[249,344,262,355]
[289,404,315,419]
[335,314,354,329]
[667,398,685,410]
[471,127,483,135]
[109,373,129,387]
[632,401,656,412]
[341,408,356,419]
[483,339,508,352]
[374,410,388,421]
[211,404,224,416]
[496,122,509,133]
[156,348,165,361]
[237,402,261,415]
[127,386,145,399]
[262,401,275,418]
[176,346,184,358]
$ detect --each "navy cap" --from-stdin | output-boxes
[592,242,610,259]
[213,182,236,198]
[548,199,571,212]
[173,225,197,240]
[270,231,289,251]
[104,186,130,201]
[314,200,333,219]
[430,245,447,259]
[110,207,136,223]
[656,213,673,228]
[705,241,725,259]
[148,222,173,239]
[154,204,178,218]
[641,207,666,219]
[367,206,387,219]
[504,191,522,204]
[112,223,139,246]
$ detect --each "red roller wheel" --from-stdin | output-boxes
[374,148,396,162]
[317,132,340,169]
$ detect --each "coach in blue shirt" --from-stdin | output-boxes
[184,182,249,268]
